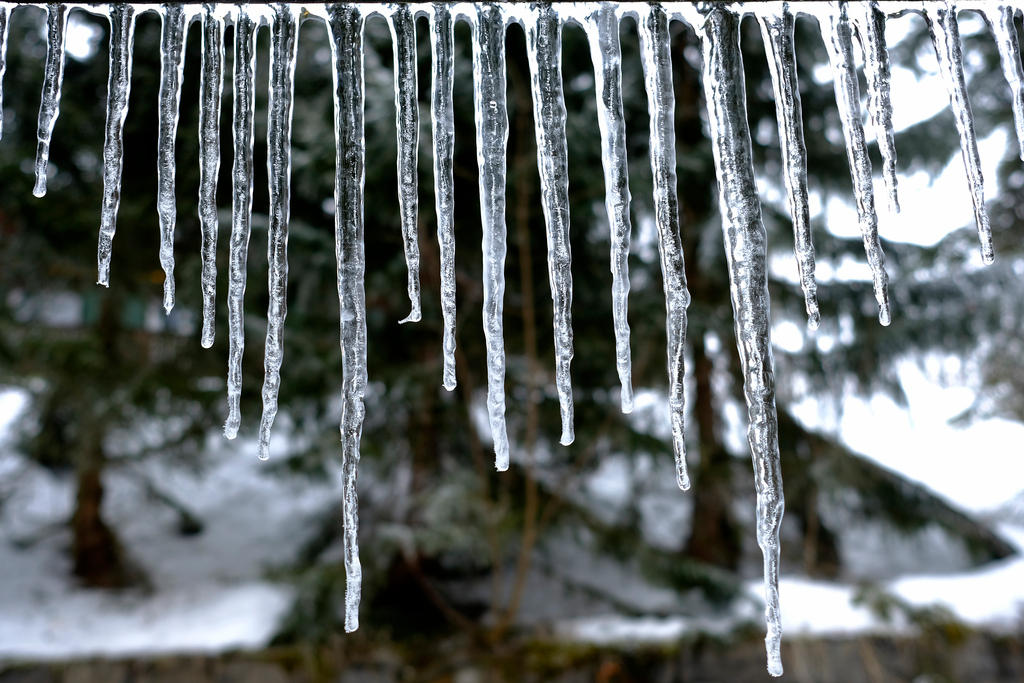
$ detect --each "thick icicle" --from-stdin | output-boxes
[526,4,575,446]
[585,4,635,413]
[822,4,891,326]
[981,6,1024,161]
[96,3,135,287]
[758,5,819,329]
[256,3,299,462]
[0,4,10,141]
[388,5,421,325]
[925,3,993,264]
[471,3,510,471]
[697,7,784,676]
[198,4,224,348]
[430,3,457,390]
[328,3,367,634]
[33,2,69,198]
[638,4,689,487]
[852,1,900,214]
[224,7,257,440]
[156,3,187,313]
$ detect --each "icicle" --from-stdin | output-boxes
[638,4,689,487]
[471,3,510,471]
[526,4,575,447]
[981,5,1024,161]
[585,4,635,413]
[328,2,367,634]
[224,7,257,440]
[156,3,187,313]
[0,4,10,141]
[388,4,422,325]
[925,2,994,264]
[758,5,820,329]
[256,3,299,462]
[697,7,784,676]
[822,3,891,326]
[96,3,135,287]
[430,3,457,391]
[198,4,224,348]
[32,2,69,198]
[852,1,900,214]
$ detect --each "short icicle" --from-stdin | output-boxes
[981,5,1024,161]
[430,3,457,390]
[0,4,11,141]
[224,6,257,440]
[256,2,299,462]
[697,7,785,675]
[328,2,367,634]
[638,4,689,487]
[471,3,510,471]
[198,4,224,348]
[388,4,422,325]
[526,4,575,446]
[822,3,891,326]
[758,4,820,329]
[156,3,187,313]
[852,1,900,214]
[585,3,635,413]
[33,2,69,198]
[97,3,136,286]
[925,2,994,264]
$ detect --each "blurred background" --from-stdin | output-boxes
[1,5,1024,682]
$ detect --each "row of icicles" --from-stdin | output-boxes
[2,1,1020,676]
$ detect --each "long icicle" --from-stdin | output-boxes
[697,7,784,675]
[430,3,457,390]
[472,3,510,470]
[926,2,994,264]
[0,4,10,141]
[33,2,69,198]
[822,3,891,326]
[852,1,900,214]
[981,5,1024,161]
[527,4,575,446]
[256,2,299,462]
[224,6,257,440]
[328,2,367,634]
[156,3,187,313]
[586,4,635,413]
[758,4,820,329]
[198,4,224,348]
[97,3,135,287]
[388,4,422,325]
[638,4,689,488]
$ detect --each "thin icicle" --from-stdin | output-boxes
[852,1,900,214]
[471,4,510,471]
[697,7,784,676]
[527,4,575,447]
[0,4,10,141]
[199,4,224,348]
[97,3,135,287]
[157,3,187,313]
[256,3,299,462]
[822,4,891,326]
[926,2,993,264]
[585,4,635,413]
[328,3,367,634]
[638,4,689,488]
[758,5,819,329]
[224,7,257,440]
[430,3,457,390]
[982,5,1024,161]
[388,4,421,325]
[33,2,69,198]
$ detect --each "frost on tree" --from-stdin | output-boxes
[4,0,1023,676]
